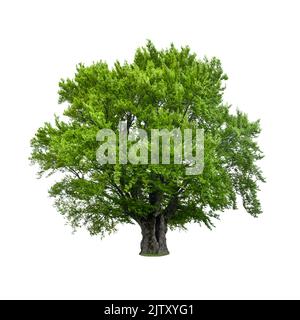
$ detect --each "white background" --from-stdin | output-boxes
[0,0,299,300]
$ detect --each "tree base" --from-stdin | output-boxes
[139,252,169,257]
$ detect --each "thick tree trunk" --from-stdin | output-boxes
[139,215,169,256]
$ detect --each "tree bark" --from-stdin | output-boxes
[139,215,169,256]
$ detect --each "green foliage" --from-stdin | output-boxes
[30,41,265,236]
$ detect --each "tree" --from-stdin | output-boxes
[30,41,265,256]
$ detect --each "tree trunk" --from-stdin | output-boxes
[139,215,169,256]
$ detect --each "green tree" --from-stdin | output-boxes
[30,41,265,256]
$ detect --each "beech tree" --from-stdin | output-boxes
[30,41,265,256]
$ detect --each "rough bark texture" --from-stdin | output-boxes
[139,215,169,256]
